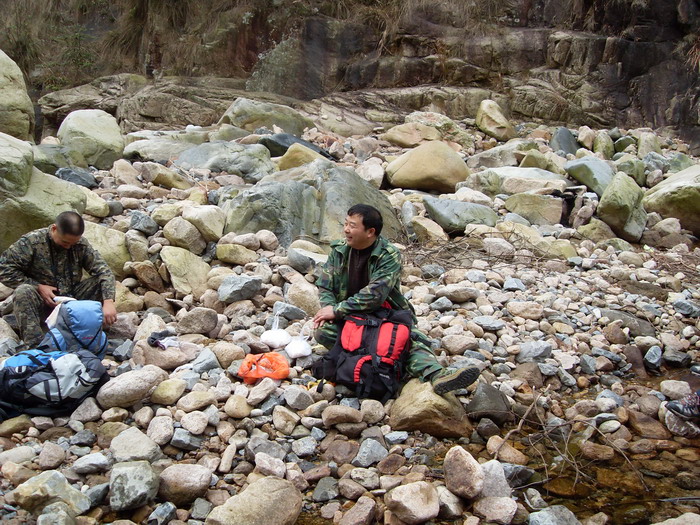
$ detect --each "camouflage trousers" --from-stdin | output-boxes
[315,320,443,381]
[14,277,105,348]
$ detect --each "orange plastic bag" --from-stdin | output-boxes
[238,352,290,384]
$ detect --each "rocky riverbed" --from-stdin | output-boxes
[1,50,700,525]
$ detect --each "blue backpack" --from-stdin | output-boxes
[41,300,108,358]
[0,348,107,420]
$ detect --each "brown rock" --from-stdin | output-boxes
[627,410,671,439]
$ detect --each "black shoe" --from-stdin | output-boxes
[667,393,700,421]
[432,367,480,395]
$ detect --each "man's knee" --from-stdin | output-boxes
[315,325,338,350]
[14,284,40,303]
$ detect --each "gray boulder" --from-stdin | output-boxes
[57,109,125,170]
[423,195,498,232]
[0,50,34,141]
[32,143,87,175]
[218,275,263,303]
[504,193,564,226]
[174,142,276,183]
[221,159,401,247]
[550,127,579,155]
[218,97,314,136]
[109,461,159,511]
[565,157,614,197]
[597,172,647,242]
[643,164,700,236]
[462,166,570,198]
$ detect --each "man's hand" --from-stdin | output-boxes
[102,299,117,326]
[313,305,337,329]
[37,284,58,307]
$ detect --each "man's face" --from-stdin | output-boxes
[50,225,81,250]
[344,214,375,249]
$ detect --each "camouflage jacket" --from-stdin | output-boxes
[0,228,116,300]
[316,236,415,320]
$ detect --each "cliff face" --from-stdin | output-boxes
[248,0,698,147]
[2,0,698,148]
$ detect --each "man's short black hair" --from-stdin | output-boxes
[347,204,383,236]
[55,211,85,236]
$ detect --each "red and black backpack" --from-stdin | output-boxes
[313,307,413,401]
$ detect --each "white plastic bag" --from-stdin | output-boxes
[285,323,312,359]
[260,314,292,349]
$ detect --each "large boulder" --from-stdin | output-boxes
[218,97,314,136]
[462,166,570,198]
[466,139,538,170]
[0,168,86,252]
[0,132,33,195]
[160,246,211,299]
[423,195,498,232]
[174,142,276,183]
[597,172,647,242]
[642,164,700,236]
[0,50,34,141]
[405,111,474,149]
[504,193,564,226]
[389,380,472,438]
[564,157,614,197]
[57,109,125,169]
[32,143,88,175]
[386,141,470,193]
[82,222,131,279]
[221,159,401,247]
[124,139,197,164]
[475,99,515,141]
[381,122,441,147]
[206,477,302,525]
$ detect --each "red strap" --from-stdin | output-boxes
[354,355,372,382]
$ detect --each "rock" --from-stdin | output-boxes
[505,193,564,226]
[38,442,66,470]
[405,111,474,148]
[486,436,529,465]
[222,160,401,247]
[386,141,470,193]
[83,222,131,279]
[473,497,518,524]
[219,97,314,136]
[205,477,302,525]
[411,216,448,244]
[125,138,196,163]
[96,365,168,409]
[463,166,570,198]
[465,383,513,426]
[278,143,327,171]
[259,133,331,158]
[160,246,211,299]
[476,100,515,141]
[384,481,440,525]
[627,410,671,439]
[642,165,700,236]
[0,415,32,437]
[13,470,90,516]
[529,505,581,525]
[637,131,661,158]
[79,185,110,217]
[382,122,441,147]
[57,109,124,169]
[338,495,376,525]
[150,379,187,405]
[652,514,700,525]
[55,166,97,188]
[158,464,212,506]
[163,216,206,255]
[218,275,263,303]
[389,380,472,438]
[182,205,226,242]
[139,161,194,190]
[110,427,162,462]
[550,127,579,155]
[175,142,275,184]
[444,446,484,498]
[177,307,219,335]
[0,50,34,140]
[565,157,614,197]
[109,460,159,511]
[597,172,647,242]
[467,139,537,169]
[423,195,498,231]
[216,243,259,265]
[507,301,544,320]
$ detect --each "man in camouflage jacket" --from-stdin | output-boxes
[0,211,117,348]
[313,204,479,395]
